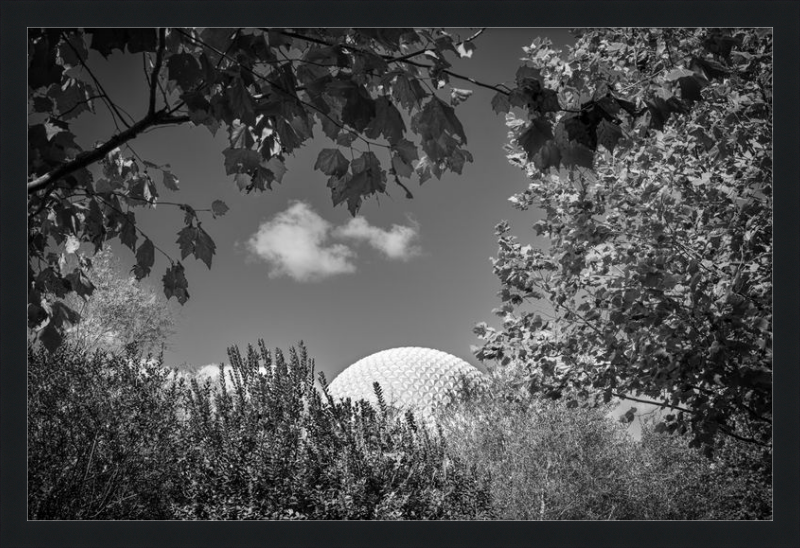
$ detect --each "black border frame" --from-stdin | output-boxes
[3,2,798,547]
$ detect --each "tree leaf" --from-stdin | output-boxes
[167,53,203,90]
[162,170,180,191]
[491,92,511,115]
[227,76,256,126]
[211,200,229,217]
[391,72,427,111]
[456,41,476,58]
[176,226,197,261]
[162,263,190,305]
[65,268,96,298]
[364,96,406,144]
[597,119,624,153]
[518,119,553,159]
[194,226,216,269]
[392,153,414,178]
[450,87,474,107]
[133,238,155,280]
[222,147,261,175]
[51,78,94,120]
[118,211,138,251]
[314,148,350,177]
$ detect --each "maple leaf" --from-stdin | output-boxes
[314,148,350,177]
[133,238,155,280]
[222,147,261,175]
[517,118,553,159]
[162,170,180,191]
[28,32,64,90]
[163,263,190,304]
[176,225,216,269]
[51,78,95,120]
[393,139,419,165]
[211,200,229,217]
[646,98,672,130]
[491,92,511,115]
[176,226,197,261]
[227,76,256,126]
[65,268,95,298]
[597,119,624,153]
[515,65,542,87]
[677,75,706,106]
[392,153,414,178]
[364,97,406,144]
[118,211,138,250]
[532,140,562,172]
[391,72,427,111]
[339,80,376,132]
[56,33,88,69]
[329,151,386,215]
[167,53,202,90]
[194,226,216,269]
[411,97,468,163]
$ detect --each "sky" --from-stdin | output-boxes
[70,28,576,384]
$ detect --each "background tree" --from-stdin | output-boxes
[58,247,175,355]
[473,28,772,452]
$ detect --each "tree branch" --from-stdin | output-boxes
[28,110,181,195]
[149,28,167,115]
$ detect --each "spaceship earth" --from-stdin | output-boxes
[326,347,485,415]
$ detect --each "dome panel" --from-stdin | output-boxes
[327,347,484,415]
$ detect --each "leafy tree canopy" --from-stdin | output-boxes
[28,27,491,351]
[473,28,772,452]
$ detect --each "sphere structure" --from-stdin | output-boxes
[327,347,485,416]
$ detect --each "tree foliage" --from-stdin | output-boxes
[56,248,175,354]
[28,27,487,351]
[473,28,772,452]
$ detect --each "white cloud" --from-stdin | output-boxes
[246,201,421,282]
[246,202,356,282]
[334,216,420,261]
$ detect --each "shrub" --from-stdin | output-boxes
[28,343,185,519]
[169,340,494,520]
[436,372,771,520]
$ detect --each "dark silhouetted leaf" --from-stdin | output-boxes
[222,147,261,175]
[597,119,624,153]
[364,97,406,144]
[163,262,190,304]
[168,53,202,90]
[491,92,511,115]
[518,118,553,159]
[133,238,155,280]
[314,148,350,177]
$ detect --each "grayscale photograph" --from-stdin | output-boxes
[26,25,773,521]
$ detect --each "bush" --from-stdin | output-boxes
[170,340,494,520]
[28,343,185,519]
[436,373,771,520]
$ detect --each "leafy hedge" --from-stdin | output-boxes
[28,341,493,520]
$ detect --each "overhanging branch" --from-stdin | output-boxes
[28,110,183,195]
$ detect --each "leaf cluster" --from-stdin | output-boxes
[28,27,484,351]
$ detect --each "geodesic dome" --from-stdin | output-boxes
[326,347,485,416]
